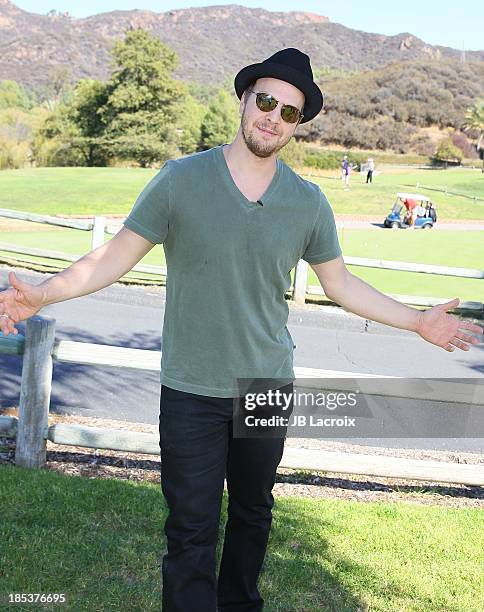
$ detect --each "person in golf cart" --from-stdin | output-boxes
[384,193,437,229]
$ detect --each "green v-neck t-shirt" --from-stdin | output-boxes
[123,144,342,397]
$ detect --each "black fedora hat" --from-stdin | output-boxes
[234,48,323,124]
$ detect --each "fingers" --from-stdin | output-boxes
[448,321,483,353]
[8,271,18,291]
[0,317,18,337]
[454,331,480,346]
[0,293,18,336]
[8,271,27,297]
[444,332,478,352]
[439,297,460,311]
[449,337,470,351]
[8,271,19,287]
[458,321,484,335]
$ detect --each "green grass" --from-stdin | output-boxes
[0,166,483,219]
[0,227,165,267]
[326,228,484,302]
[0,464,483,611]
[0,226,167,283]
[0,167,155,216]
[1,225,482,301]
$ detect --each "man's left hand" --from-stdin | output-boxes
[416,298,483,352]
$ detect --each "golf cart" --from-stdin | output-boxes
[383,193,437,229]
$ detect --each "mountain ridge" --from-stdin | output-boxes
[0,2,482,93]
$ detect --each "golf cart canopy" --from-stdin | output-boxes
[396,193,432,203]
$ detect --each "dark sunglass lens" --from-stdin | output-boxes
[256,93,277,112]
[281,105,300,123]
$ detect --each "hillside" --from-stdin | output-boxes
[0,0,483,93]
[298,59,484,151]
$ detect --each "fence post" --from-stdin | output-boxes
[293,259,308,305]
[91,216,106,250]
[15,316,56,469]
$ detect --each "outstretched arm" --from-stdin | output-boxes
[0,227,155,336]
[311,256,483,352]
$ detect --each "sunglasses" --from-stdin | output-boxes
[247,90,304,124]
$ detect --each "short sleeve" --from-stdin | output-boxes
[123,161,171,244]
[302,191,342,264]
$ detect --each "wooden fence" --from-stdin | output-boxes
[1,317,483,486]
[1,208,482,316]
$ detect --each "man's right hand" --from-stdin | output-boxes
[0,271,45,336]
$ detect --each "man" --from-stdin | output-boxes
[414,202,426,219]
[402,197,417,226]
[366,157,375,183]
[0,48,481,612]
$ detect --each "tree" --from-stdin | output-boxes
[0,80,32,110]
[434,137,463,166]
[35,80,110,167]
[70,79,111,166]
[100,28,187,166]
[200,89,239,149]
[36,29,189,167]
[72,79,109,139]
[40,66,73,110]
[34,103,88,167]
[463,99,484,171]
[177,94,205,154]
[0,108,32,169]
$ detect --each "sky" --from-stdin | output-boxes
[12,1,484,51]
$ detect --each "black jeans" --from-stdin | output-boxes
[158,384,293,612]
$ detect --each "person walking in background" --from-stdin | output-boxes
[342,155,351,190]
[366,157,375,183]
[341,155,348,181]
[0,47,482,612]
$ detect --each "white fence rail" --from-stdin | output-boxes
[292,259,483,315]
[1,317,483,486]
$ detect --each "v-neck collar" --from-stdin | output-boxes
[215,144,281,209]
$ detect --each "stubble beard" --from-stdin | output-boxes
[240,106,293,159]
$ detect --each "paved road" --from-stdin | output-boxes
[1,267,483,452]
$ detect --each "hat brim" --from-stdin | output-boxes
[234,61,323,124]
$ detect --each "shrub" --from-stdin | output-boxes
[450,131,479,159]
[303,149,342,170]
[434,137,463,163]
[303,148,367,171]
[34,138,88,167]
[0,134,30,169]
[278,138,306,168]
